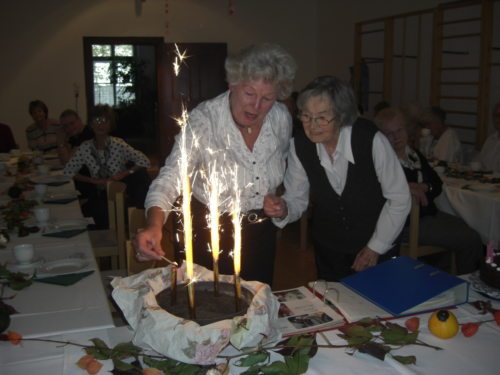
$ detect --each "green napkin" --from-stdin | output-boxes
[35,270,94,286]
[43,197,78,204]
[46,181,70,187]
[42,228,87,238]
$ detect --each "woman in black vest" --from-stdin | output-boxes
[264,76,411,281]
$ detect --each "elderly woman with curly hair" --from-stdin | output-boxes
[135,43,297,285]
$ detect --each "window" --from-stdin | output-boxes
[91,44,135,106]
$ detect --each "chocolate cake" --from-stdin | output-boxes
[480,252,500,290]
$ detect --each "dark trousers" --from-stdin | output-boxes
[174,198,277,286]
[313,242,400,282]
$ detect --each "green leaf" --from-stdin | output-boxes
[85,338,112,360]
[287,352,310,374]
[111,342,142,359]
[112,358,135,371]
[260,361,289,374]
[0,308,11,334]
[358,342,389,361]
[392,355,417,365]
[241,364,262,375]
[236,351,269,367]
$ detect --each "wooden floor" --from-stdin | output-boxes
[272,220,317,290]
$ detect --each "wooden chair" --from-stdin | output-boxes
[88,181,127,270]
[400,195,457,274]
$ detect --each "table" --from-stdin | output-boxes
[1,277,499,374]
[0,175,113,339]
[435,175,500,244]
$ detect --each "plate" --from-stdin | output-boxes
[7,257,44,271]
[31,175,71,185]
[43,218,88,233]
[469,272,500,300]
[466,183,497,193]
[37,258,89,276]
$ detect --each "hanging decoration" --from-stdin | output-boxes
[164,0,170,40]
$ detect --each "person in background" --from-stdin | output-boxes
[25,100,60,152]
[0,123,17,152]
[57,109,94,198]
[264,76,410,281]
[135,43,297,285]
[477,102,500,172]
[372,100,390,117]
[57,109,94,164]
[63,105,151,228]
[375,107,482,274]
[422,106,462,163]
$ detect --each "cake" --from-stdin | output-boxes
[480,251,500,290]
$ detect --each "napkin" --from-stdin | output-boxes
[35,270,94,286]
[43,197,78,204]
[42,228,87,238]
[46,181,70,187]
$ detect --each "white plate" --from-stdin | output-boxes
[43,218,88,233]
[7,257,45,272]
[466,183,498,193]
[31,175,71,184]
[37,258,89,277]
[43,192,78,201]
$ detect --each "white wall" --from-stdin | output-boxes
[0,0,444,150]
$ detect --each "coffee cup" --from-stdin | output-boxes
[469,161,481,172]
[34,183,48,197]
[13,244,34,265]
[33,206,50,224]
[37,164,50,175]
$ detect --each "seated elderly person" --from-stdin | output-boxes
[25,100,60,152]
[63,105,151,228]
[0,122,17,152]
[375,107,482,274]
[264,76,411,281]
[57,109,94,198]
[422,106,462,163]
[57,109,94,164]
[477,102,500,172]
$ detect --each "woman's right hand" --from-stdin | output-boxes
[409,182,429,207]
[134,226,165,261]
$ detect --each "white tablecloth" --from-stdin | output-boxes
[0,177,113,339]
[435,176,500,244]
[1,281,499,374]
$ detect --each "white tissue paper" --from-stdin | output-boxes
[111,263,281,365]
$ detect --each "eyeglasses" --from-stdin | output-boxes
[298,113,336,127]
[92,117,107,126]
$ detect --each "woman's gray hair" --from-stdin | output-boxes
[225,43,297,100]
[297,76,358,127]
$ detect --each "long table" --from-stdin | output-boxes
[1,276,498,374]
[0,177,113,339]
[435,175,500,244]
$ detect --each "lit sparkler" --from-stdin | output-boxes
[231,165,243,311]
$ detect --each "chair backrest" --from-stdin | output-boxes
[128,206,146,239]
[107,181,127,269]
[400,195,456,274]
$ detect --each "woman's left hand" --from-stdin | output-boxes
[351,246,379,272]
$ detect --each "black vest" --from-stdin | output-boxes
[294,117,385,254]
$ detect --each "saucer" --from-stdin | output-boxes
[37,258,89,277]
[8,257,44,271]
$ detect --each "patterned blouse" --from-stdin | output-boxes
[25,120,61,152]
[145,90,292,214]
[63,136,150,178]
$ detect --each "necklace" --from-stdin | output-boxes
[247,127,252,134]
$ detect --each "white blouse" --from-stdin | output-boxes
[145,90,292,216]
[63,136,150,178]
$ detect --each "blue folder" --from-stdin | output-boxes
[340,256,469,316]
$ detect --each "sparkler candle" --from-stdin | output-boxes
[208,165,221,296]
[232,165,242,311]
